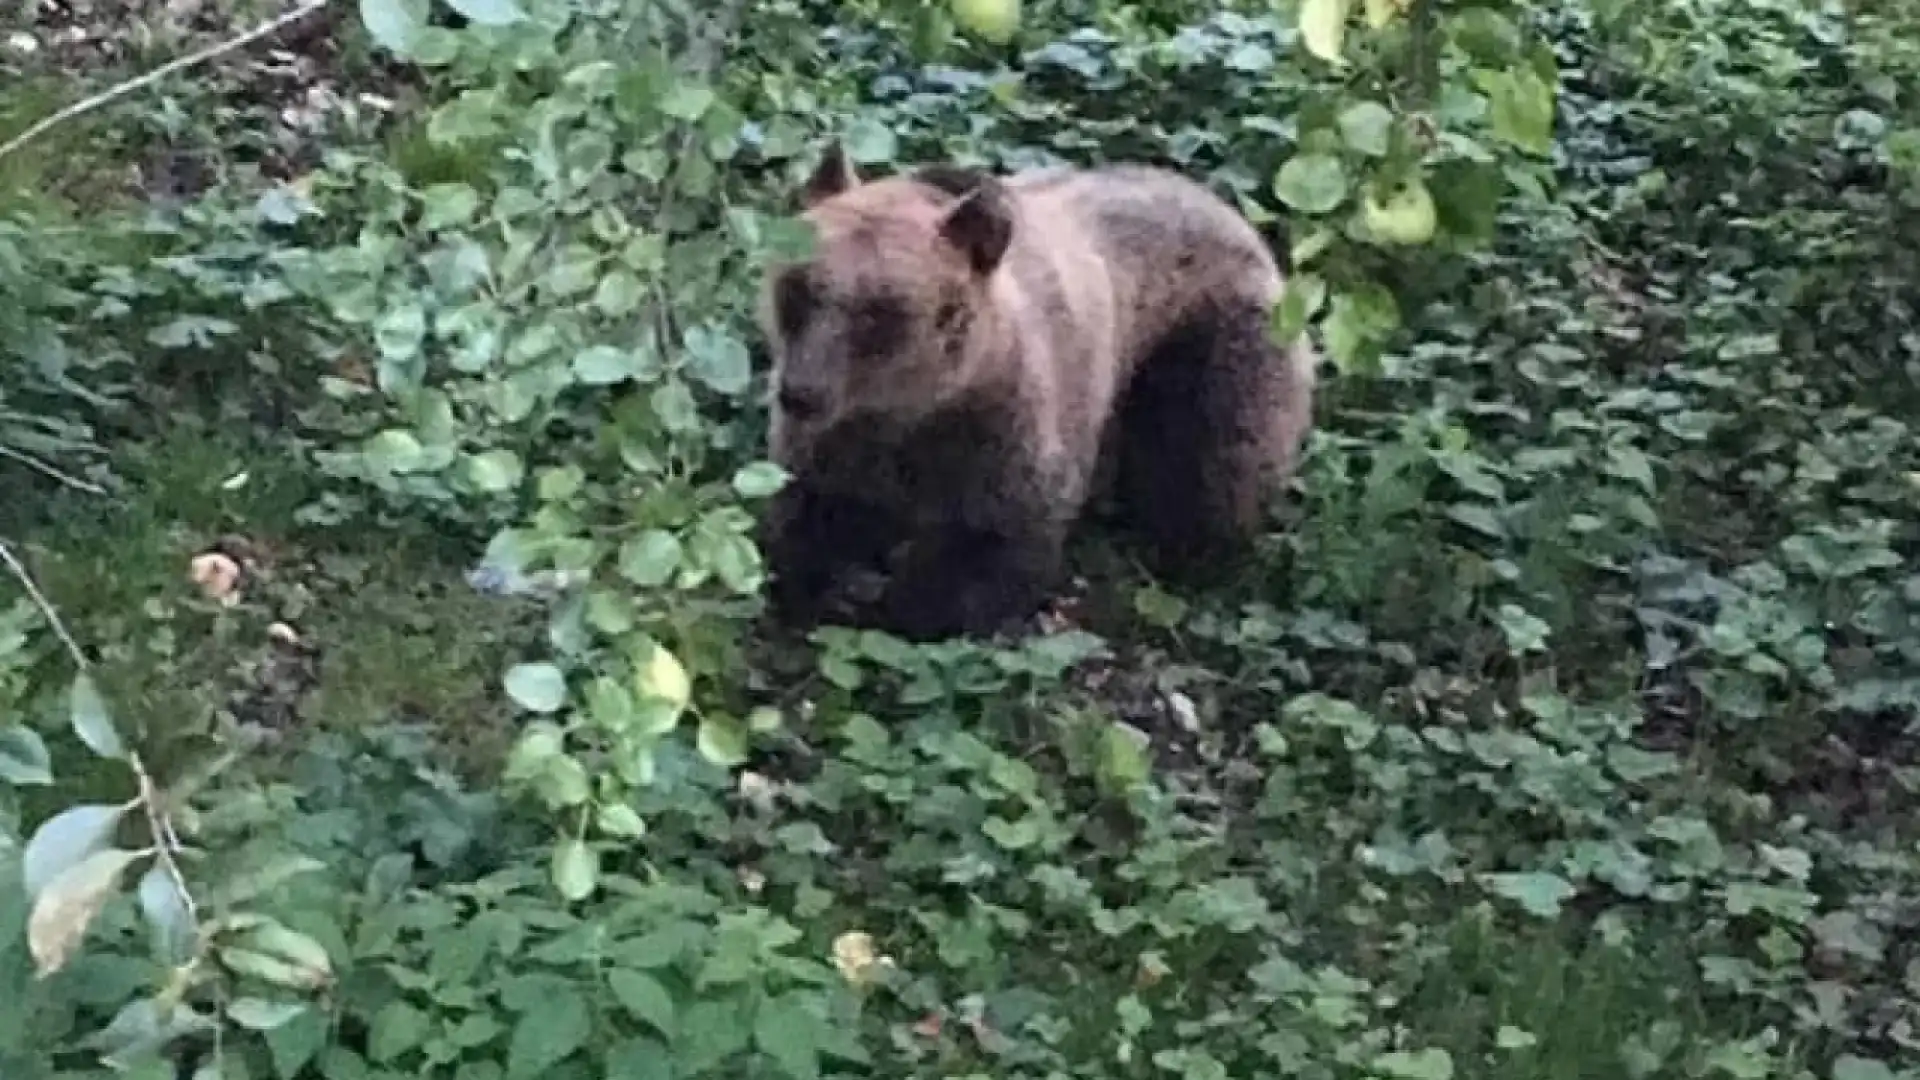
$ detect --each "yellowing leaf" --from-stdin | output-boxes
[29,847,151,977]
[633,641,691,711]
[1298,0,1350,66]
[1363,0,1404,29]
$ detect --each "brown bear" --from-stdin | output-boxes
[754,143,1316,642]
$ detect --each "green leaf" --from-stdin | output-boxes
[366,428,426,473]
[374,301,427,361]
[619,531,684,587]
[682,325,752,396]
[1270,273,1327,346]
[136,862,195,967]
[359,0,425,53]
[731,462,790,500]
[467,450,525,494]
[1273,153,1349,215]
[1322,285,1401,373]
[1337,101,1394,155]
[504,662,569,714]
[368,1000,429,1064]
[1831,1056,1897,1080]
[608,969,676,1036]
[659,81,716,121]
[551,838,598,902]
[444,0,525,26]
[1494,1026,1537,1050]
[843,117,898,164]
[594,270,646,317]
[651,379,701,433]
[70,673,126,760]
[227,998,308,1032]
[1097,722,1152,792]
[753,995,822,1080]
[573,345,641,386]
[597,802,648,839]
[506,985,591,1078]
[0,724,53,785]
[1479,65,1555,156]
[24,801,131,898]
[1373,1048,1455,1080]
[696,714,749,767]
[418,182,479,229]
[1480,871,1576,918]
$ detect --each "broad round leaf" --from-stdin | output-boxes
[1337,101,1394,156]
[696,714,749,767]
[1273,154,1350,216]
[504,662,569,713]
[633,642,691,711]
[467,450,526,494]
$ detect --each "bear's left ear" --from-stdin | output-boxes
[938,181,1014,276]
[802,140,860,207]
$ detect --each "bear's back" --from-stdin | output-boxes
[1009,165,1283,360]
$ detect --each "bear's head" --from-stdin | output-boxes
[757,142,1017,468]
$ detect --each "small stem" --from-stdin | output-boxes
[0,539,90,668]
[0,540,203,934]
[0,444,109,495]
[0,0,337,163]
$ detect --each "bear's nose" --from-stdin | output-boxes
[775,385,828,421]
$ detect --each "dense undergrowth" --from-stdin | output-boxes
[3,0,1918,1078]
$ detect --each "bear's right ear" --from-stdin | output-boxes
[801,141,860,207]
[938,181,1014,276]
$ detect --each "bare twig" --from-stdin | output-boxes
[0,538,90,667]
[0,0,337,163]
[0,538,202,935]
[0,444,109,495]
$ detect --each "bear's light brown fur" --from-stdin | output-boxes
[755,144,1316,641]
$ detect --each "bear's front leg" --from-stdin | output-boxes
[761,482,904,630]
[877,520,1064,642]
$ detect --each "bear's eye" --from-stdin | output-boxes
[848,297,911,358]
[772,271,815,339]
[933,301,965,332]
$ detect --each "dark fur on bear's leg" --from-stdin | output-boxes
[1115,300,1306,586]
[876,521,1063,641]
[762,483,906,629]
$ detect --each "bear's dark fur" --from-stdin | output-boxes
[755,144,1317,641]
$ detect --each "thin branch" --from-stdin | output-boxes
[0,0,337,163]
[0,539,90,668]
[0,443,109,495]
[0,537,204,933]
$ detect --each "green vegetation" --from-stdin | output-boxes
[3,0,1918,1078]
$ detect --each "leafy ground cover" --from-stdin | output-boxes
[3,0,1919,1078]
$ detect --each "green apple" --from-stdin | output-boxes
[951,0,1020,44]
[1362,177,1438,245]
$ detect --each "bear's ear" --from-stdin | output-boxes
[938,182,1014,276]
[802,141,860,207]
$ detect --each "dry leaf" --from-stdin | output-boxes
[1299,0,1350,65]
[29,847,151,977]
